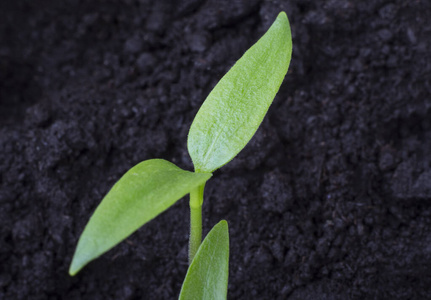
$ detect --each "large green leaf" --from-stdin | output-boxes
[188,12,292,173]
[179,220,229,300]
[69,159,212,276]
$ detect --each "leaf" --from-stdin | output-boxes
[69,159,212,276]
[179,220,229,300]
[188,12,293,173]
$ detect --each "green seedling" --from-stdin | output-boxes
[69,11,292,299]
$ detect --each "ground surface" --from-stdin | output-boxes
[1,0,431,299]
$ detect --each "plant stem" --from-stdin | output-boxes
[189,183,205,264]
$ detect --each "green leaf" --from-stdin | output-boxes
[179,220,229,300]
[69,159,212,276]
[188,12,292,173]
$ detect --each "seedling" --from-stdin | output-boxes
[69,12,292,299]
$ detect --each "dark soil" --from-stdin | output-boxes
[1,0,431,299]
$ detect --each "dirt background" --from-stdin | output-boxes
[1,0,431,299]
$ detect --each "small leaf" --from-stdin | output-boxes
[179,220,229,300]
[69,159,212,276]
[188,12,292,173]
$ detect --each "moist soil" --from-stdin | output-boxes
[1,1,431,299]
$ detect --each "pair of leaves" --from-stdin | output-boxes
[70,10,291,300]
[69,159,230,299]
[69,159,229,299]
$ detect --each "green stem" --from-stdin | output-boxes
[189,183,205,264]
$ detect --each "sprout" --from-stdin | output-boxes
[69,12,292,299]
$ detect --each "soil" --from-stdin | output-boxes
[1,0,431,299]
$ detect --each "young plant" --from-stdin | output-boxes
[69,11,292,299]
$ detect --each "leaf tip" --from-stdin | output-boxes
[214,219,229,241]
[276,11,291,35]
[218,219,228,229]
[68,237,95,276]
[68,248,90,276]
[277,11,287,19]
[68,258,80,276]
